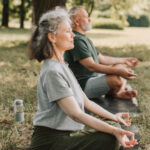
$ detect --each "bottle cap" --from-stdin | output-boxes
[14,99,23,105]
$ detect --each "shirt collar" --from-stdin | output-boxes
[73,30,85,37]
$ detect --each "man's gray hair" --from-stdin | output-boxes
[69,6,83,27]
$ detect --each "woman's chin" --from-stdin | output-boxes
[66,45,74,51]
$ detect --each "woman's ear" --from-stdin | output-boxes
[48,33,56,43]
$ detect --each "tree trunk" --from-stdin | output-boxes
[20,0,25,29]
[88,0,95,16]
[2,0,9,27]
[32,0,67,25]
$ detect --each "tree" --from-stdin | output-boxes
[111,0,149,26]
[2,0,9,27]
[32,0,67,25]
[20,0,25,28]
[10,0,31,29]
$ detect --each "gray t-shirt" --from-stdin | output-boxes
[33,59,85,131]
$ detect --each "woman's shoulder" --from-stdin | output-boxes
[42,59,61,72]
[41,59,69,77]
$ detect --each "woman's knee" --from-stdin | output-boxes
[93,132,120,150]
[106,134,120,150]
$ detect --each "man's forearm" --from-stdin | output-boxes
[89,63,119,75]
[98,55,125,65]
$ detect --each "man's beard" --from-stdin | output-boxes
[81,24,92,31]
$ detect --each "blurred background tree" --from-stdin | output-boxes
[0,0,150,29]
[91,0,150,29]
[1,0,32,28]
[1,0,10,27]
[10,0,31,28]
[32,0,67,25]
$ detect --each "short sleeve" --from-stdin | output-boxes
[96,48,100,55]
[43,70,73,102]
[71,39,92,62]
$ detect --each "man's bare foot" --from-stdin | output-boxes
[115,89,137,100]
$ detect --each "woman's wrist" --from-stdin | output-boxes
[112,114,118,122]
[111,126,118,135]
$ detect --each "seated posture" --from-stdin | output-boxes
[28,7,137,150]
[64,6,139,100]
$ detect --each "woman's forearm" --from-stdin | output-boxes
[83,93,117,121]
[75,111,117,135]
[57,96,116,135]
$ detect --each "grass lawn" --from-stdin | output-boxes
[0,27,150,150]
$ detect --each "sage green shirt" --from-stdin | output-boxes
[64,31,99,89]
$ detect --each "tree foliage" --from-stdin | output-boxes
[1,0,149,28]
[93,0,150,26]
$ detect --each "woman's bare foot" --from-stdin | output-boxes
[115,89,137,100]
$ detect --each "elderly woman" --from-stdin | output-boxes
[28,7,137,150]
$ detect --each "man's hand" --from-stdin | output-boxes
[124,58,139,67]
[115,65,136,80]
[115,113,131,126]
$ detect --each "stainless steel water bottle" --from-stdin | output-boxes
[14,99,24,122]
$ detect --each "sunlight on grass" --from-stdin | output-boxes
[87,28,150,48]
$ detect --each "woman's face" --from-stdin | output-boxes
[54,21,75,52]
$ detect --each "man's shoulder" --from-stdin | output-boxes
[75,33,85,39]
[74,35,89,47]
[73,31,86,40]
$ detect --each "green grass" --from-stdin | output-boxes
[0,28,41,150]
[92,18,124,30]
[0,27,150,149]
[96,45,150,149]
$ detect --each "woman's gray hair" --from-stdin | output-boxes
[39,7,70,34]
[28,7,71,62]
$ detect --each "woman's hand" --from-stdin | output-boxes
[113,128,138,149]
[115,113,131,126]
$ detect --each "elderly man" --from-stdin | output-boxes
[64,6,139,100]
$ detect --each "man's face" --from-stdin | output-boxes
[77,8,91,31]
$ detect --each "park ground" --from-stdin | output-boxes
[0,27,150,150]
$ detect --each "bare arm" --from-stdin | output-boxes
[98,53,125,65]
[57,96,137,148]
[79,57,136,80]
[83,92,131,127]
[98,53,139,67]
[83,92,117,121]
[57,96,115,134]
